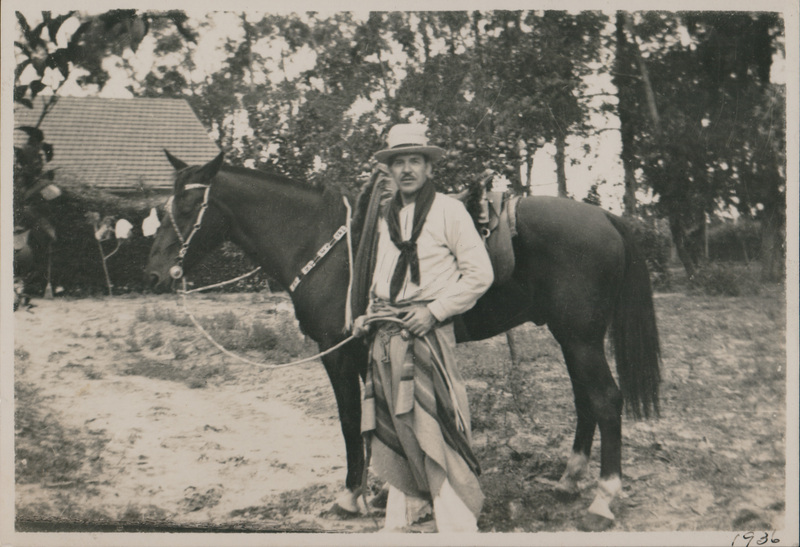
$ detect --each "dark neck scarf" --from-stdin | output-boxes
[386,181,435,302]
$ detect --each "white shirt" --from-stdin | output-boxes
[371,193,494,321]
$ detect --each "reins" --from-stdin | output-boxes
[169,186,356,369]
[178,277,361,369]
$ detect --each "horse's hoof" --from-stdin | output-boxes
[553,485,581,501]
[333,490,360,512]
[577,513,615,532]
[553,480,581,501]
[327,503,360,519]
[370,487,389,509]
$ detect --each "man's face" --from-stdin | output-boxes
[388,153,432,200]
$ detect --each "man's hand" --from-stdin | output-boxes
[352,315,370,338]
[402,305,437,337]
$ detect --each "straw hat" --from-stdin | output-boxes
[374,124,445,164]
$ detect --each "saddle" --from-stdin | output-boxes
[455,171,519,286]
[476,190,519,286]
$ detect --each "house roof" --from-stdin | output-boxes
[14,96,220,191]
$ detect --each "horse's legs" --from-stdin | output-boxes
[555,380,595,496]
[557,337,623,523]
[322,349,365,514]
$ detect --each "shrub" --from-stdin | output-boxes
[707,220,762,262]
[18,183,156,296]
[19,181,272,297]
[244,321,280,351]
[689,262,762,296]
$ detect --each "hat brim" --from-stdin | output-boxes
[374,145,445,164]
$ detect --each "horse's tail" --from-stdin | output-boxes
[605,213,661,420]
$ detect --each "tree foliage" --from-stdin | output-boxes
[618,11,785,279]
[131,11,608,195]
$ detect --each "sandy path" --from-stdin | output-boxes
[14,295,377,532]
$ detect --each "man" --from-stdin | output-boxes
[353,123,494,533]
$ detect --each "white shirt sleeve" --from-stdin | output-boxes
[426,201,494,322]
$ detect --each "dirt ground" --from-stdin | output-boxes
[13,293,379,533]
[11,286,792,538]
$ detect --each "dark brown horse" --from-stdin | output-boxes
[145,151,660,529]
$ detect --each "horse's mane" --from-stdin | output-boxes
[221,164,323,193]
[174,164,323,194]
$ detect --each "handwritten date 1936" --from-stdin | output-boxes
[732,531,780,546]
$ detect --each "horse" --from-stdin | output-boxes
[144,151,661,530]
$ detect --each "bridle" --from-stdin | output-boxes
[162,186,358,370]
[165,183,211,280]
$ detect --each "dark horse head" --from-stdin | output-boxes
[145,150,228,292]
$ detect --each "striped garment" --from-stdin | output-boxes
[361,309,484,519]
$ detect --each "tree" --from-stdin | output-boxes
[621,11,785,279]
[389,11,606,195]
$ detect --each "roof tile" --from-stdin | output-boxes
[14,96,220,190]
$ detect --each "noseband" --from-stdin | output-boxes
[165,183,211,280]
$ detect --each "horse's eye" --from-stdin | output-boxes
[176,199,196,215]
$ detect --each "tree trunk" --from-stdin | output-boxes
[623,13,660,132]
[623,167,637,216]
[759,209,784,282]
[555,132,567,198]
[615,12,639,216]
[667,212,697,279]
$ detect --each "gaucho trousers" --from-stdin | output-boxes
[361,311,483,533]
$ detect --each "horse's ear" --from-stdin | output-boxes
[164,149,188,171]
[198,152,225,182]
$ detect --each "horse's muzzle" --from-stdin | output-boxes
[145,272,168,293]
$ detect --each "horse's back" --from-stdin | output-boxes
[457,197,626,342]
[516,196,624,266]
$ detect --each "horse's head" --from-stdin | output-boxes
[144,150,228,292]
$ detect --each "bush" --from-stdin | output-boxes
[19,183,157,296]
[18,182,271,297]
[689,262,762,296]
[707,220,762,262]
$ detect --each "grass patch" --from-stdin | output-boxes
[135,305,194,327]
[122,359,230,389]
[118,503,172,523]
[135,304,311,359]
[16,498,115,523]
[197,314,310,358]
[15,381,108,486]
[458,285,786,531]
